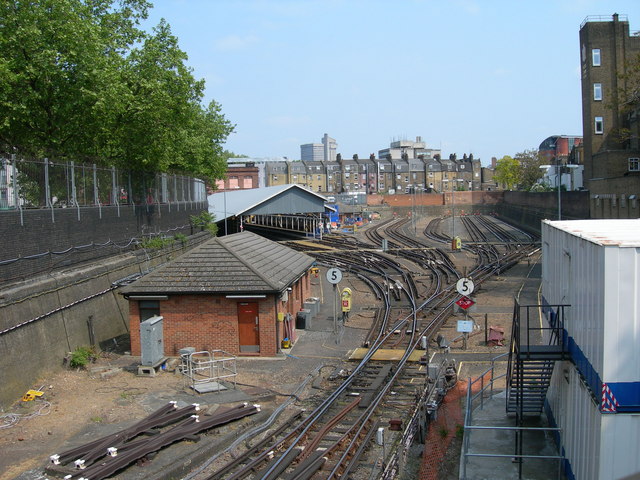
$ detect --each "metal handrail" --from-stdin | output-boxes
[462,351,564,479]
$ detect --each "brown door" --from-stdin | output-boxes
[238,302,259,353]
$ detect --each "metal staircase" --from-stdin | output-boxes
[506,300,569,415]
[506,300,569,477]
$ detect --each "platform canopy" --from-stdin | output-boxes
[208,184,331,222]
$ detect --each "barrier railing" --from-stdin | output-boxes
[0,155,206,212]
[461,352,564,479]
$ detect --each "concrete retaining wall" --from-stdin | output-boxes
[0,202,207,285]
[0,232,210,408]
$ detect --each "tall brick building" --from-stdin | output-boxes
[121,231,315,357]
[579,14,640,218]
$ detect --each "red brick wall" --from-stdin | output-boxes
[128,272,312,357]
[368,191,504,207]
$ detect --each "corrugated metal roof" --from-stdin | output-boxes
[120,231,315,295]
[545,219,640,247]
[209,184,328,221]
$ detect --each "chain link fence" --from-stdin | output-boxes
[0,155,206,212]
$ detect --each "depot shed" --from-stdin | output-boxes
[120,231,315,357]
[542,219,640,480]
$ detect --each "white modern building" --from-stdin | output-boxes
[301,133,337,162]
[377,136,441,160]
[542,219,640,480]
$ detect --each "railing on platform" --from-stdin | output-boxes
[180,350,237,393]
[461,352,564,479]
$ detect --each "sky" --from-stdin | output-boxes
[144,0,640,166]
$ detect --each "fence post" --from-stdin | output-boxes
[161,173,168,212]
[12,155,24,225]
[71,161,80,221]
[112,166,119,217]
[128,172,134,212]
[93,163,101,219]
[45,158,54,223]
[174,174,178,211]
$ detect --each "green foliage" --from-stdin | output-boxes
[140,236,175,250]
[69,346,96,369]
[493,156,520,190]
[607,52,640,145]
[514,149,545,191]
[438,425,449,438]
[0,1,233,181]
[494,149,544,191]
[174,233,188,246]
[190,211,218,235]
[455,424,464,439]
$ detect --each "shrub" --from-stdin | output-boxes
[69,346,96,369]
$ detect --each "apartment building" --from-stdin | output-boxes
[579,14,640,217]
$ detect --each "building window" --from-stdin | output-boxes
[317,175,321,181]
[629,158,640,172]
[594,83,602,101]
[594,117,604,134]
[592,48,601,66]
[139,300,160,322]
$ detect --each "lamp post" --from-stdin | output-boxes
[556,157,561,221]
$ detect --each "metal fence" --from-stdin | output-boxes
[0,156,206,212]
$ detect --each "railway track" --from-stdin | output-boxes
[47,214,538,480]
[182,214,538,480]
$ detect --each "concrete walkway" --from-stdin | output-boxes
[460,391,564,480]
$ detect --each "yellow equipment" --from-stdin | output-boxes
[22,389,44,402]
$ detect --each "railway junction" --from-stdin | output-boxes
[2,208,572,480]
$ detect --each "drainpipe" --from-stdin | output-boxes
[274,294,280,354]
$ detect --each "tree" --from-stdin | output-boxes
[0,0,148,157]
[493,156,519,190]
[0,0,233,182]
[514,149,545,191]
[608,52,640,145]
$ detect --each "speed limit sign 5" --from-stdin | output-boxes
[456,277,474,296]
[326,267,343,284]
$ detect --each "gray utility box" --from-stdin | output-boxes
[296,309,312,330]
[303,299,318,317]
[140,315,164,366]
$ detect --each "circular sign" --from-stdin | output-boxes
[456,277,475,296]
[326,267,343,284]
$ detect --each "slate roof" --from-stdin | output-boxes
[120,231,315,295]
[209,184,328,221]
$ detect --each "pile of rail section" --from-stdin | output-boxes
[46,401,259,480]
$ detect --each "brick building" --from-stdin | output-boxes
[579,14,640,217]
[214,162,260,191]
[121,231,315,357]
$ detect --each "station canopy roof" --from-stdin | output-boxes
[208,184,332,222]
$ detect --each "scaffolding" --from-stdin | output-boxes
[180,350,237,394]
